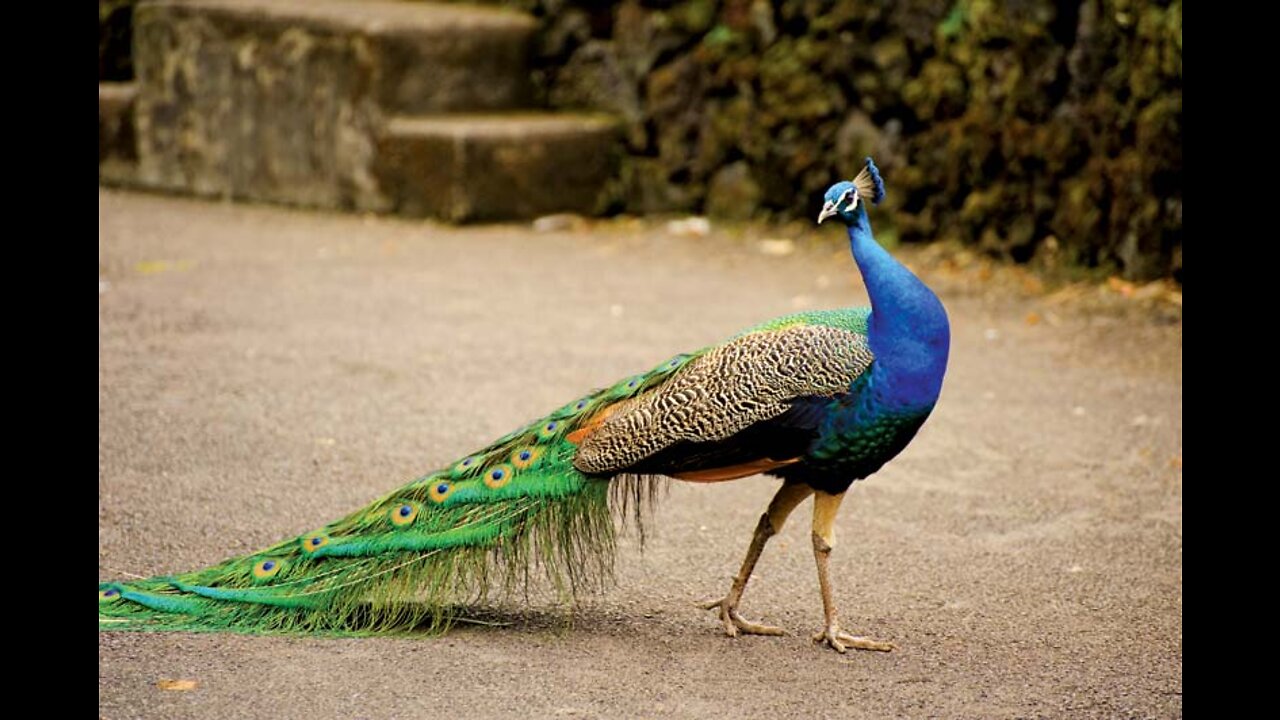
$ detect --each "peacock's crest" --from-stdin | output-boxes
[853,157,886,206]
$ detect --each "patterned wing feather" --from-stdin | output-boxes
[573,323,873,475]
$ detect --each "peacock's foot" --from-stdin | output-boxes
[812,626,895,653]
[700,597,785,638]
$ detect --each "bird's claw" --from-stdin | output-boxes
[700,597,785,638]
[811,626,894,653]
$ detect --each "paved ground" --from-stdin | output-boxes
[98,189,1182,719]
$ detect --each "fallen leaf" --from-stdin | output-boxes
[1019,274,1045,295]
[135,260,171,275]
[1045,283,1088,304]
[135,260,194,275]
[1133,282,1166,301]
[1107,276,1136,298]
[758,238,795,256]
[157,679,199,692]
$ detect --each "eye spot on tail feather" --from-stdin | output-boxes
[429,481,453,503]
[537,421,561,440]
[301,533,330,554]
[390,502,419,526]
[253,558,285,579]
[512,447,542,469]
[485,464,514,489]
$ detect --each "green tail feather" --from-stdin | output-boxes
[99,353,693,635]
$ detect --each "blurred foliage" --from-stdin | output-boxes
[497,0,1182,279]
[99,0,136,81]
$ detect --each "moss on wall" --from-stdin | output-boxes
[101,0,1181,278]
[500,0,1182,279]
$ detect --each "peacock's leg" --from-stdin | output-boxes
[701,482,813,637]
[810,490,894,652]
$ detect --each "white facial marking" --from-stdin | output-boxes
[841,188,858,211]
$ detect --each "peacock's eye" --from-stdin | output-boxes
[841,189,857,209]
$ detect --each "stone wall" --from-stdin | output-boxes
[100,0,137,81]
[498,0,1182,279]
[100,0,1182,278]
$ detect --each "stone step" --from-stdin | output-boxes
[128,0,544,213]
[135,0,536,115]
[99,83,138,184]
[111,1,623,220]
[378,114,619,222]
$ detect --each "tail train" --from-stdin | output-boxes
[98,353,692,634]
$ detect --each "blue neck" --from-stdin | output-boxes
[846,206,950,410]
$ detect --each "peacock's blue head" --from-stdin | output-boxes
[817,158,886,225]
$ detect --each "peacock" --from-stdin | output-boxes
[99,158,950,653]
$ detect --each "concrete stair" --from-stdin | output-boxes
[379,115,618,221]
[99,0,618,221]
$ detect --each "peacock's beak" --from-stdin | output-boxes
[817,201,837,224]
